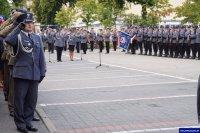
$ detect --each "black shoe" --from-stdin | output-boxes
[26,126,38,132]
[17,127,28,133]
[10,111,14,117]
[32,117,40,121]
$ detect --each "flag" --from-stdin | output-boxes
[118,31,131,50]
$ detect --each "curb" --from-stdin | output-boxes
[36,105,57,133]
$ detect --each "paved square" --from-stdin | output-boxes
[38,50,200,133]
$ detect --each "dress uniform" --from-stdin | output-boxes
[163,27,170,57]
[183,28,191,58]
[75,30,81,53]
[158,27,164,56]
[152,27,158,56]
[46,29,55,53]
[80,30,88,54]
[97,29,104,53]
[143,28,148,55]
[89,29,96,52]
[104,29,111,54]
[190,27,197,59]
[111,30,118,51]
[171,28,179,58]
[146,27,153,55]
[5,13,46,133]
[178,27,186,58]
[196,27,200,60]
[137,28,144,55]
[54,30,65,62]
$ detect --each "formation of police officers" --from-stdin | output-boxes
[40,25,200,61]
[40,27,118,61]
[123,25,200,59]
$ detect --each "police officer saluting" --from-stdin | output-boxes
[5,13,46,133]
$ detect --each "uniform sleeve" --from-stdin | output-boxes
[38,36,47,77]
[4,26,21,47]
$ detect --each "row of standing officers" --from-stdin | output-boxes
[41,25,200,60]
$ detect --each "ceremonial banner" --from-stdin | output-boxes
[118,31,131,50]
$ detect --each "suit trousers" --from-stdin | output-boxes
[14,78,39,129]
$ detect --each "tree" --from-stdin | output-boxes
[126,0,155,19]
[96,0,124,28]
[0,0,11,18]
[175,0,200,24]
[12,0,27,7]
[75,0,97,29]
[31,0,76,24]
[55,4,76,27]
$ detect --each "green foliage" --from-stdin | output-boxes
[75,0,97,28]
[175,0,200,24]
[55,5,76,27]
[12,0,27,7]
[96,0,124,28]
[0,0,11,18]
[32,0,76,24]
[125,0,171,20]
[123,13,159,26]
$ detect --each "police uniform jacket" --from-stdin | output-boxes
[196,28,200,44]
[81,33,87,44]
[172,30,178,44]
[157,29,163,43]
[104,32,111,42]
[152,29,158,43]
[5,29,46,81]
[184,30,190,44]
[111,32,118,42]
[163,29,169,44]
[47,31,55,44]
[136,30,143,42]
[179,29,186,44]
[68,33,77,46]
[54,32,65,47]
[190,30,196,45]
[97,33,104,42]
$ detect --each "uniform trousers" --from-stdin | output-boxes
[76,42,80,53]
[158,43,164,56]
[191,44,198,58]
[138,42,143,54]
[8,66,14,114]
[14,78,38,129]
[48,42,54,53]
[152,42,158,55]
[90,41,94,51]
[180,43,190,58]
[105,41,110,53]
[81,43,88,54]
[164,43,169,56]
[113,41,117,51]
[146,41,152,55]
[169,44,174,57]
[56,46,63,61]
[98,41,104,53]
